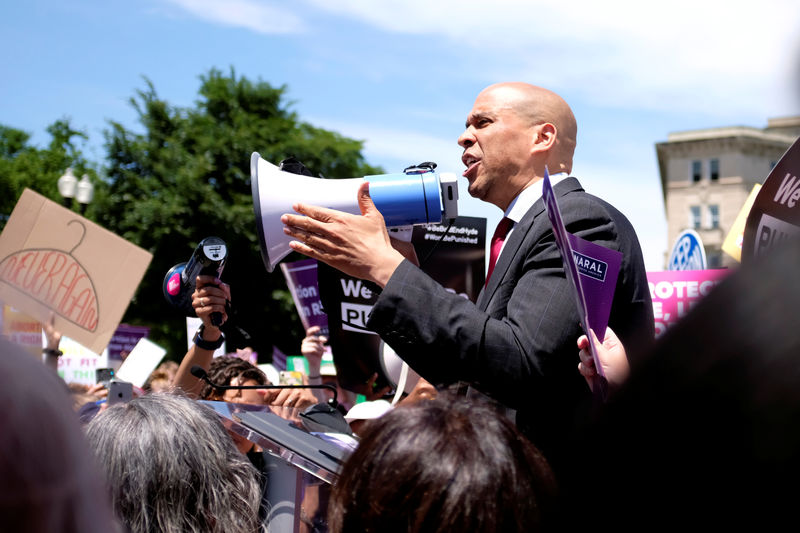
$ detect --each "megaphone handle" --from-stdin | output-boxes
[210,311,223,327]
[391,361,410,406]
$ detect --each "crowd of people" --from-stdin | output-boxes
[3,81,799,532]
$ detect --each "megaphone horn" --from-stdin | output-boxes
[250,152,458,272]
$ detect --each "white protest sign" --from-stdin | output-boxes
[114,337,166,388]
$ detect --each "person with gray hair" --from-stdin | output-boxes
[85,392,262,533]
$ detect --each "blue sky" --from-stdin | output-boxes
[2,0,799,270]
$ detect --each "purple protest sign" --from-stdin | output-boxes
[542,169,622,400]
[280,259,329,337]
[646,269,730,337]
[107,324,150,366]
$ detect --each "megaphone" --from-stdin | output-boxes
[250,152,459,272]
[163,236,228,325]
[379,340,421,399]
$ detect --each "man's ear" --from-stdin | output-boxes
[531,123,557,154]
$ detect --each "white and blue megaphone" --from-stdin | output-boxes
[251,152,459,272]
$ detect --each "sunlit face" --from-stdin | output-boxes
[458,86,538,210]
[216,376,266,454]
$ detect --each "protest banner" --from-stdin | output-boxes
[0,189,152,353]
[742,136,800,262]
[281,258,329,337]
[56,335,107,385]
[107,323,150,369]
[647,269,730,337]
[1,304,42,358]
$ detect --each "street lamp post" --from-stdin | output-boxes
[57,168,94,214]
[57,167,77,208]
[75,173,94,214]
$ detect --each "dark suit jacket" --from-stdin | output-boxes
[367,177,654,469]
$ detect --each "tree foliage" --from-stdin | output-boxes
[91,68,382,359]
[0,120,94,226]
[0,68,381,360]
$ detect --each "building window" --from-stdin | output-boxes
[690,206,701,229]
[707,251,722,268]
[710,158,720,181]
[708,204,720,229]
[691,160,702,182]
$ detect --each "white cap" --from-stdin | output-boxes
[344,399,393,422]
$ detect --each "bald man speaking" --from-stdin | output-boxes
[282,83,653,473]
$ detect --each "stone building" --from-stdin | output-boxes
[656,117,800,268]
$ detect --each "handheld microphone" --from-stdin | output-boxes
[163,237,228,325]
[190,365,339,407]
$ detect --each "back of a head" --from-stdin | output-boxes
[0,338,115,533]
[329,394,557,533]
[575,238,800,529]
[85,392,260,533]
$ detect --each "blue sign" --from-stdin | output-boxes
[668,230,706,271]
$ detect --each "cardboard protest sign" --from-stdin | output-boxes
[742,136,800,262]
[542,170,622,401]
[0,189,152,353]
[647,269,730,337]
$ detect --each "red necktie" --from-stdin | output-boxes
[486,217,513,286]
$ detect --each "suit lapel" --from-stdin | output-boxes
[477,177,584,311]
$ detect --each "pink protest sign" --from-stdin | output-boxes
[647,269,731,337]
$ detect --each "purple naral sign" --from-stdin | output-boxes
[542,169,622,401]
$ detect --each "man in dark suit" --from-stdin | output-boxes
[281,82,653,471]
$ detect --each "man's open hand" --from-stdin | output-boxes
[281,182,405,287]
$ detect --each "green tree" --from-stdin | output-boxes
[0,120,95,227]
[94,68,382,360]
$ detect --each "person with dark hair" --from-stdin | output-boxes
[281,82,654,475]
[85,392,262,533]
[329,393,557,533]
[199,355,271,402]
[0,337,116,533]
[173,274,317,410]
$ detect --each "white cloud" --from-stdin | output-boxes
[308,0,800,117]
[161,0,307,34]
[307,117,464,174]
[159,0,800,116]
